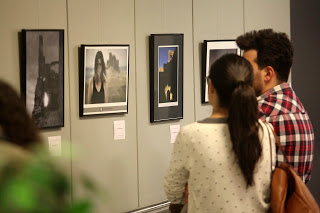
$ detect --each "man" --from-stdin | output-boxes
[236,29,314,183]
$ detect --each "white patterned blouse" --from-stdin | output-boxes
[164,118,276,213]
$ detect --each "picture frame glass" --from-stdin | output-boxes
[203,40,240,103]
[158,45,179,108]
[22,29,64,128]
[80,45,129,116]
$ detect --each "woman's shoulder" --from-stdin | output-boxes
[179,121,212,136]
[180,121,200,130]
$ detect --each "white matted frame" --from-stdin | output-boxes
[79,45,129,117]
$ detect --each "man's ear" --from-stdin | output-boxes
[263,66,275,82]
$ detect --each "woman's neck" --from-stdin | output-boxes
[210,107,228,118]
[95,74,101,82]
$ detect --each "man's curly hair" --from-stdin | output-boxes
[236,29,293,82]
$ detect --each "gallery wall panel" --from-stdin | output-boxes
[38,1,68,27]
[67,0,138,212]
[244,0,291,82]
[193,0,243,121]
[135,0,195,207]
[0,0,71,159]
[0,0,72,207]
[0,0,39,88]
[244,0,290,35]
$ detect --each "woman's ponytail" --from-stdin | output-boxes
[209,54,262,187]
[228,82,261,187]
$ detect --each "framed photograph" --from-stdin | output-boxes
[79,45,129,116]
[149,34,183,123]
[202,40,240,103]
[20,29,64,128]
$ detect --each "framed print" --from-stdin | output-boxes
[149,34,183,123]
[79,45,129,116]
[202,40,240,103]
[20,29,64,128]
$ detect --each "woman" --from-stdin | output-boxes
[164,54,276,212]
[0,80,42,150]
[0,80,96,212]
[88,51,108,104]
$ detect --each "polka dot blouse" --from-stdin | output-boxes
[164,118,276,213]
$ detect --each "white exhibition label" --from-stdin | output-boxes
[114,120,126,140]
[48,136,62,156]
[170,124,181,143]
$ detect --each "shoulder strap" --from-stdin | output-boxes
[265,122,273,172]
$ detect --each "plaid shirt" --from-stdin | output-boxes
[257,83,314,183]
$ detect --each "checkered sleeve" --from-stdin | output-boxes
[259,90,314,183]
[258,84,314,183]
[264,111,314,183]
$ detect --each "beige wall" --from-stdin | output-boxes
[0,0,72,202]
[0,0,290,212]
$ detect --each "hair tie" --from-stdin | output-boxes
[236,79,245,87]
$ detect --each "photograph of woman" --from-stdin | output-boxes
[87,51,108,104]
[81,45,129,116]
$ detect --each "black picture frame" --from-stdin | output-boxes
[20,29,64,129]
[79,45,129,117]
[201,40,240,103]
[149,34,183,123]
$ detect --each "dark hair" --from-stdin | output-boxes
[236,28,293,82]
[0,80,42,150]
[94,51,106,82]
[209,54,262,186]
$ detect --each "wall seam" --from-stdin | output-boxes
[161,0,165,31]
[191,0,196,122]
[243,0,245,33]
[65,0,73,204]
[133,0,140,208]
[99,0,102,43]
[37,0,40,28]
